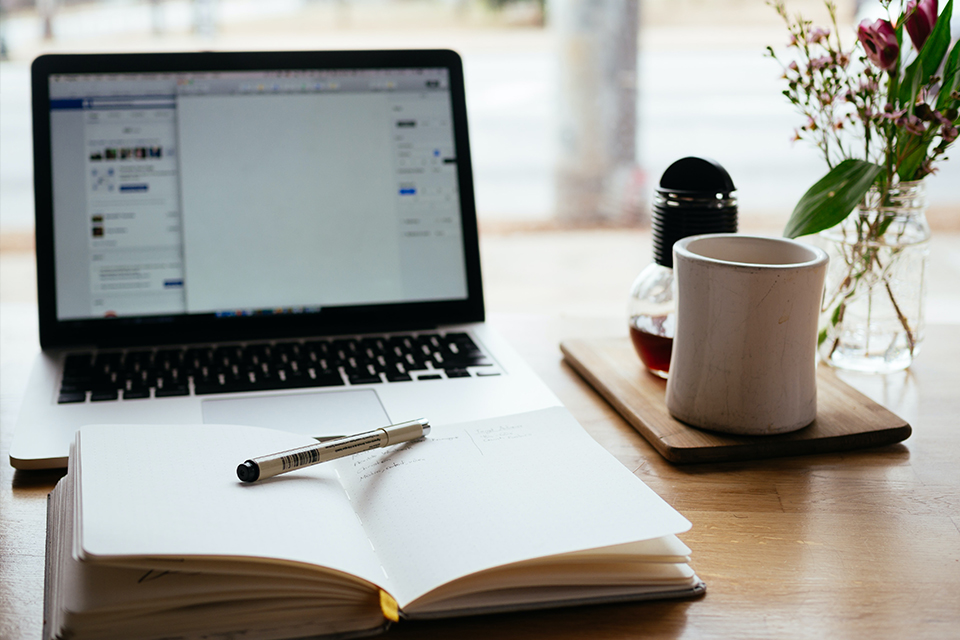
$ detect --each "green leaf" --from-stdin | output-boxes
[898,0,953,107]
[898,137,931,180]
[899,37,960,179]
[936,39,960,111]
[899,58,923,110]
[783,160,883,239]
[919,0,952,78]
[830,304,843,326]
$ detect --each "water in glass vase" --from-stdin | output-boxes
[818,182,930,374]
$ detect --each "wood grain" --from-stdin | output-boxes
[561,337,912,463]
[3,309,960,640]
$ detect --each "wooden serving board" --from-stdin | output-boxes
[560,337,912,464]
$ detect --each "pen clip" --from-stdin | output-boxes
[313,435,346,442]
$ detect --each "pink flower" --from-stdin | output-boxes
[915,103,934,120]
[942,124,958,144]
[882,107,907,122]
[810,54,833,71]
[918,159,939,176]
[808,27,830,44]
[858,19,900,70]
[897,113,926,136]
[905,0,938,52]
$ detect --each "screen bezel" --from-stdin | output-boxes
[32,49,484,349]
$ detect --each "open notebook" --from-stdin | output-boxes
[44,407,704,639]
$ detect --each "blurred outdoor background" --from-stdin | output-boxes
[1,0,958,306]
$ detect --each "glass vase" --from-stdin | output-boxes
[817,180,930,374]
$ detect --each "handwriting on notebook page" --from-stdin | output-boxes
[474,423,532,443]
[346,419,536,486]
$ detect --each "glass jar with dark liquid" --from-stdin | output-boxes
[627,157,738,378]
[628,263,676,378]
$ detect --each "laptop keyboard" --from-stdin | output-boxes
[57,332,496,403]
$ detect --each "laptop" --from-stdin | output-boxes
[10,49,561,470]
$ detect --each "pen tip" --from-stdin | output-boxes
[422,424,431,437]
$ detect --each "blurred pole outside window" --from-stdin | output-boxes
[192,0,216,36]
[37,0,53,39]
[553,0,643,226]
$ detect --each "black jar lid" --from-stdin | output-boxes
[658,156,736,194]
[653,157,738,268]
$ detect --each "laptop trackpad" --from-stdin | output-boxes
[201,389,390,438]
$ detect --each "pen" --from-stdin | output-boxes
[236,418,430,483]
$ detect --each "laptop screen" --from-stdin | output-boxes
[49,67,467,320]
[33,51,483,347]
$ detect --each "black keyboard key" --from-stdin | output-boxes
[63,353,94,373]
[122,388,150,400]
[416,333,441,347]
[154,375,188,397]
[445,368,471,378]
[92,353,122,378]
[90,373,120,390]
[57,391,86,404]
[124,350,153,368]
[245,377,292,392]
[243,366,293,392]
[348,371,382,385]
[214,345,243,367]
[194,380,246,395]
[416,374,442,381]
[133,370,154,388]
[445,332,479,348]
[155,348,184,366]
[184,347,214,372]
[155,384,189,397]
[385,371,412,382]
[306,370,345,387]
[456,356,493,367]
[359,337,387,356]
[62,363,92,376]
[402,353,428,369]
[282,371,310,387]
[91,372,119,390]
[304,340,332,358]
[59,380,89,393]
[385,336,415,356]
[61,354,94,391]
[90,389,119,402]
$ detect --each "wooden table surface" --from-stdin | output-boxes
[1,305,959,639]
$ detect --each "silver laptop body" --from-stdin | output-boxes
[11,50,560,469]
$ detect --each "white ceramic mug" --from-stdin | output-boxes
[665,234,829,435]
